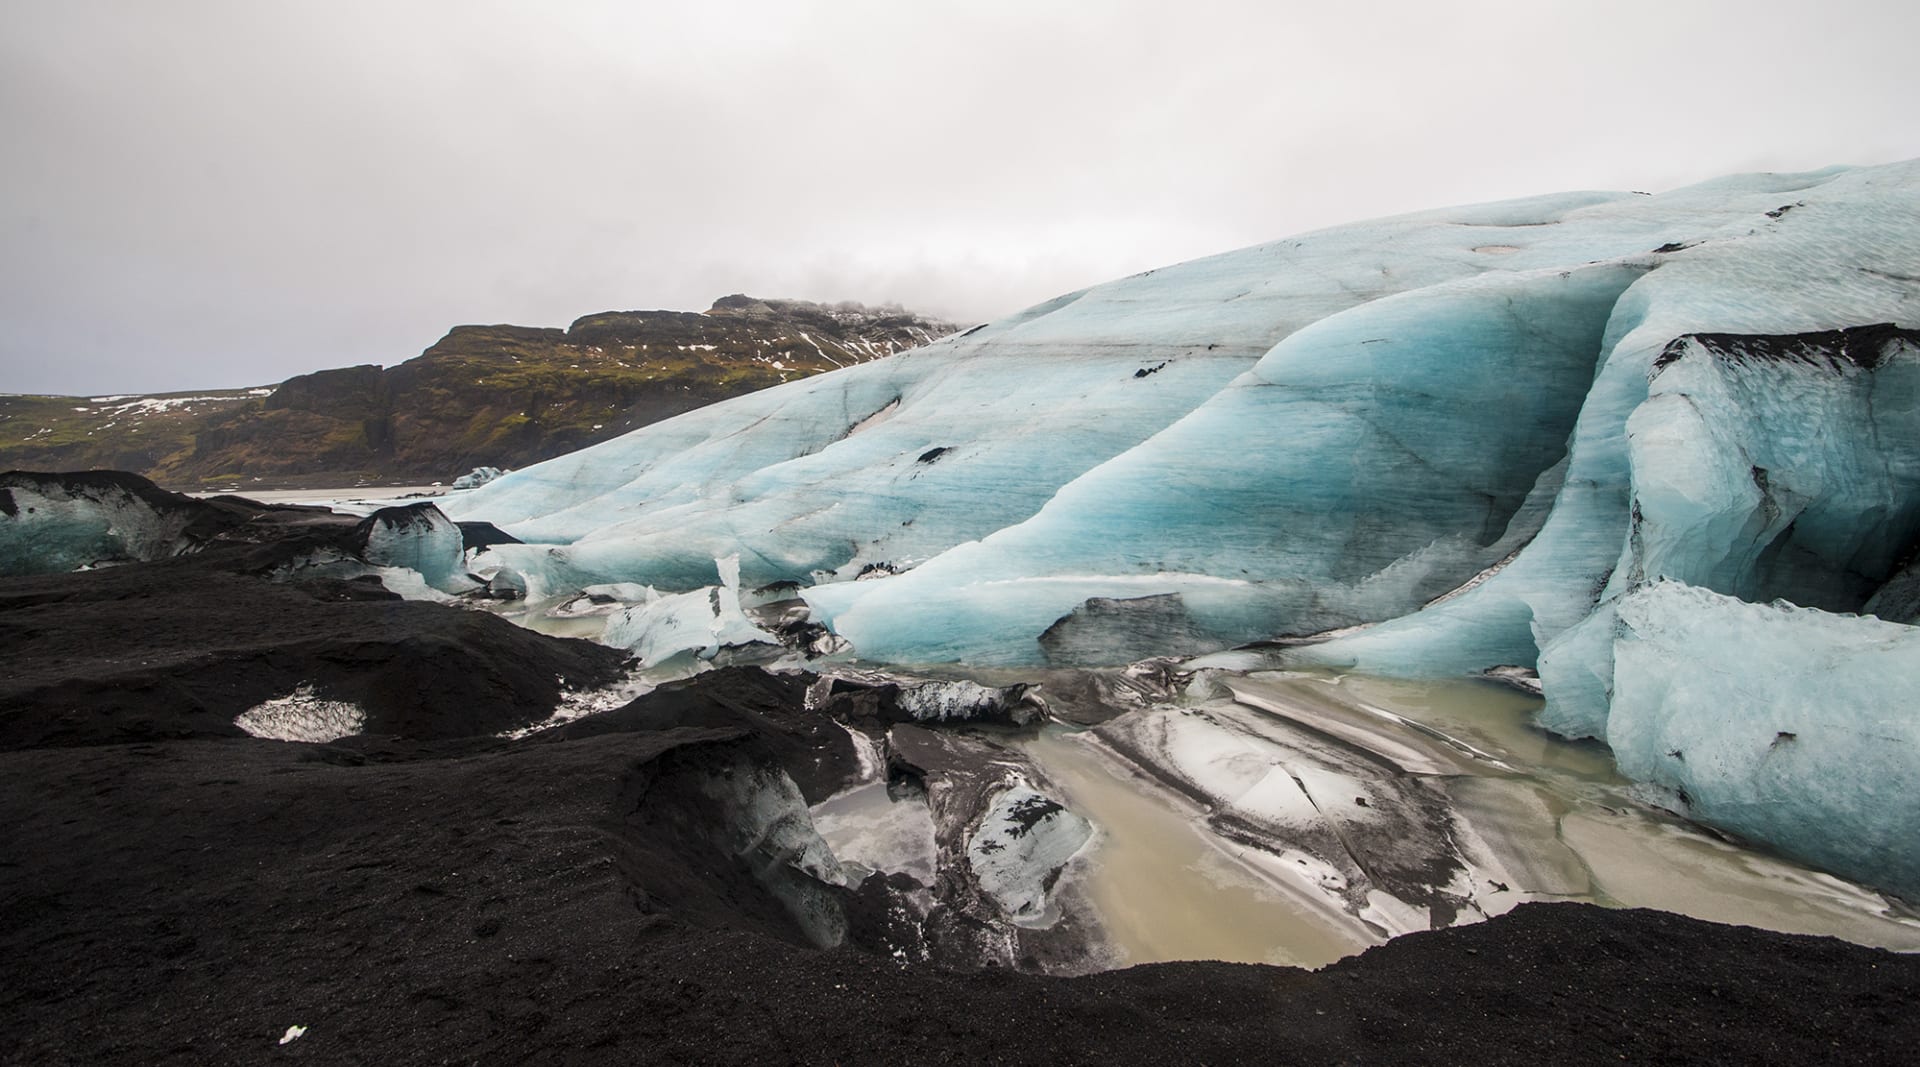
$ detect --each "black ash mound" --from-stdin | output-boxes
[0,471,625,749]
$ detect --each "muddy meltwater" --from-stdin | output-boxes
[1008,671,1920,968]
[1021,724,1369,967]
[471,583,1920,970]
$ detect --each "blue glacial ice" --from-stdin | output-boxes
[600,553,780,666]
[445,185,1670,602]
[355,503,472,593]
[1583,581,1920,899]
[437,159,1920,896]
[809,261,1644,663]
[448,161,1920,670]
[0,472,214,573]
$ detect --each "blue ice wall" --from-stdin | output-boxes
[1600,581,1920,900]
[445,163,1920,676]
[1297,164,1920,680]
[808,263,1644,663]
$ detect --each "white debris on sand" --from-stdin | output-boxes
[234,686,366,743]
[498,671,659,740]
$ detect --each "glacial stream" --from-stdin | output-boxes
[1018,671,1920,967]
[806,665,1920,969]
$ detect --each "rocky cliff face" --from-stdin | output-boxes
[0,297,956,487]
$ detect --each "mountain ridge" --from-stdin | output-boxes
[0,295,958,488]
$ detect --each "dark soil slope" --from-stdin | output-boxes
[0,474,629,749]
[3,713,1917,1065]
[2,501,1917,1064]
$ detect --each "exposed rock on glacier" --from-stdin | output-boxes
[438,160,1920,895]
[1038,592,1222,664]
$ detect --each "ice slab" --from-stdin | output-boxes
[0,473,206,574]
[355,503,471,594]
[1589,581,1920,899]
[601,554,780,666]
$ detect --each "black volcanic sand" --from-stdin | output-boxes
[0,477,628,750]
[3,524,1919,1063]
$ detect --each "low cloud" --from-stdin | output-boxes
[3,1,1916,393]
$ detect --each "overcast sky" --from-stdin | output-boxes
[3,0,1916,395]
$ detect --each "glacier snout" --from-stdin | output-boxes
[441,159,1920,898]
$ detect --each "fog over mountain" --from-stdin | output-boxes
[3,0,1917,395]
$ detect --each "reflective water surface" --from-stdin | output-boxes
[1019,670,1920,967]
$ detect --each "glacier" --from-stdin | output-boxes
[1578,581,1920,899]
[440,159,1920,898]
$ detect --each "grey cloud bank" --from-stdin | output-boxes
[2,0,1916,395]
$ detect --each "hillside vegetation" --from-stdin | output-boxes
[0,296,955,488]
